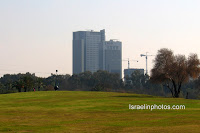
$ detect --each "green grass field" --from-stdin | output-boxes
[0,91,200,133]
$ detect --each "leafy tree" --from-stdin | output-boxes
[22,75,35,92]
[68,74,81,90]
[92,70,121,91]
[78,71,94,90]
[0,82,3,89]
[13,79,24,92]
[130,70,146,89]
[151,48,200,98]
[36,77,45,91]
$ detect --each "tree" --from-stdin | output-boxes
[79,71,94,90]
[92,70,121,91]
[130,70,146,89]
[13,79,24,92]
[151,48,200,98]
[22,75,34,92]
[92,70,111,91]
[36,77,45,91]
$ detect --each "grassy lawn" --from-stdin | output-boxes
[0,91,200,133]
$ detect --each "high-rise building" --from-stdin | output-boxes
[73,30,105,74]
[104,40,122,78]
[73,30,122,78]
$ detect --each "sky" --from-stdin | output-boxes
[1,0,200,78]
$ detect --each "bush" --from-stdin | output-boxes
[44,85,54,91]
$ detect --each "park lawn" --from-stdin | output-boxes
[0,91,200,133]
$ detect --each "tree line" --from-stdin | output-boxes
[0,71,123,93]
[0,70,200,99]
[1,48,200,99]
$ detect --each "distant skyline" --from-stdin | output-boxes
[1,0,200,77]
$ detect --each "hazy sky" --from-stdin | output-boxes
[1,0,200,77]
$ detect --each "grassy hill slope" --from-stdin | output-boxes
[0,91,200,133]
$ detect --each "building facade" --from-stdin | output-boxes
[104,40,122,78]
[73,30,105,74]
[73,30,122,78]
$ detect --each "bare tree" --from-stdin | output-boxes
[151,48,200,98]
